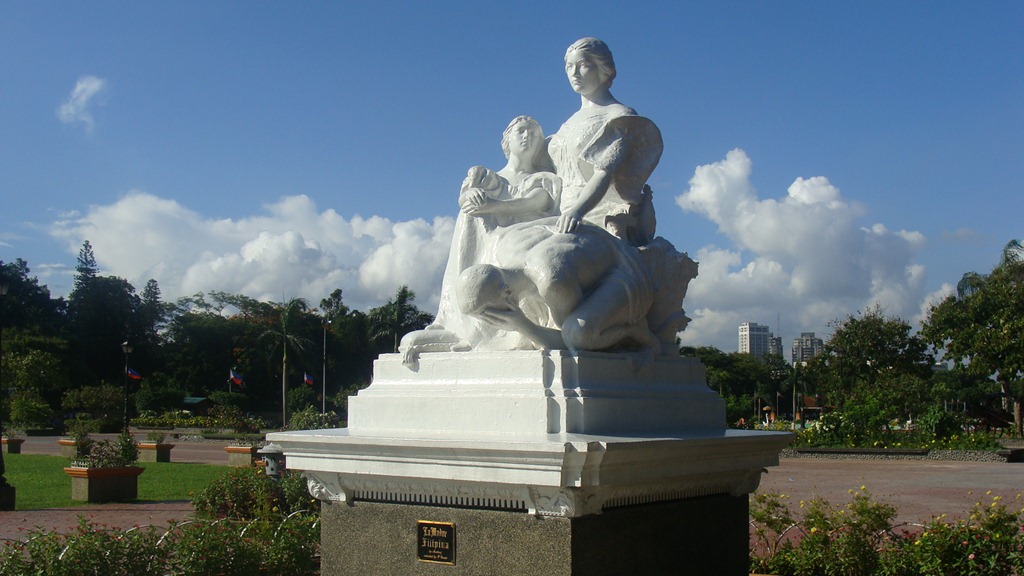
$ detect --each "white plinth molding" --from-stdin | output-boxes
[269,351,793,518]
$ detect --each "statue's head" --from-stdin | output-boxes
[457,264,512,317]
[565,37,616,90]
[500,115,543,160]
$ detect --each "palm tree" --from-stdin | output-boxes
[258,297,312,427]
[944,239,1024,434]
[957,239,1023,298]
[367,286,434,353]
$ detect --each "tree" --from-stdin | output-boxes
[319,289,374,398]
[681,346,789,426]
[0,259,66,340]
[257,298,314,427]
[3,349,71,408]
[66,242,146,387]
[367,286,434,354]
[73,241,98,293]
[162,299,238,395]
[798,306,934,444]
[924,239,1024,436]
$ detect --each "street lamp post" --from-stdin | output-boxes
[0,280,15,510]
[121,341,133,433]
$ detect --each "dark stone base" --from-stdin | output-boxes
[321,493,749,576]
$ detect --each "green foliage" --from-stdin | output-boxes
[8,389,53,430]
[812,305,933,416]
[3,349,71,404]
[0,514,320,576]
[5,454,230,510]
[207,390,249,410]
[192,466,318,521]
[924,239,1024,436]
[62,383,124,432]
[367,285,434,353]
[793,409,1002,450]
[134,383,186,413]
[207,404,265,434]
[287,405,339,430]
[0,517,165,576]
[751,489,1024,576]
[132,409,209,429]
[71,432,138,468]
[286,384,317,415]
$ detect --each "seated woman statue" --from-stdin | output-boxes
[459,115,560,227]
[399,116,561,365]
[550,37,663,247]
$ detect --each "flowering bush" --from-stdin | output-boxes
[0,515,319,576]
[792,409,1002,451]
[130,408,267,432]
[287,406,339,430]
[750,488,1024,576]
[191,465,318,521]
[70,432,139,468]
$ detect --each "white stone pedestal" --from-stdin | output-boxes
[268,351,793,575]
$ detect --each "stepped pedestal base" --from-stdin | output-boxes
[269,351,792,576]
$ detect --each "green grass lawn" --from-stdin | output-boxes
[3,453,230,510]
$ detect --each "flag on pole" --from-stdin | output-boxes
[229,369,245,386]
[127,367,143,380]
[304,372,315,386]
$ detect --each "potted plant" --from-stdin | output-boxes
[0,427,25,454]
[63,431,144,502]
[57,418,94,459]
[136,431,175,462]
[224,435,262,467]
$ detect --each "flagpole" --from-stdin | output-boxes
[322,320,330,414]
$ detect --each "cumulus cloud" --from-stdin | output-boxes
[56,76,107,131]
[49,192,454,313]
[675,149,928,352]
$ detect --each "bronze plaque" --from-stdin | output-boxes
[416,520,456,565]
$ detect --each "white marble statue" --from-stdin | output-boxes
[551,37,663,247]
[400,38,695,366]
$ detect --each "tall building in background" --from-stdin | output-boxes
[768,335,783,357]
[792,332,824,365]
[738,322,771,357]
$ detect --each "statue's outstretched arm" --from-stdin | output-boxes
[476,306,565,351]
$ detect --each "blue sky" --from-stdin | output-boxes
[1,1,1021,355]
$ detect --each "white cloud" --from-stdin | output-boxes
[56,76,107,131]
[49,192,454,313]
[44,149,931,356]
[676,149,928,353]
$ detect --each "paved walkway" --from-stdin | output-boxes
[757,456,1024,526]
[2,437,1022,542]
[0,434,231,541]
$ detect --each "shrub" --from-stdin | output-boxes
[191,466,318,521]
[164,520,262,576]
[750,488,1024,576]
[792,408,1003,451]
[0,516,320,576]
[71,433,139,468]
[287,406,339,430]
[8,389,53,430]
[0,517,164,576]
